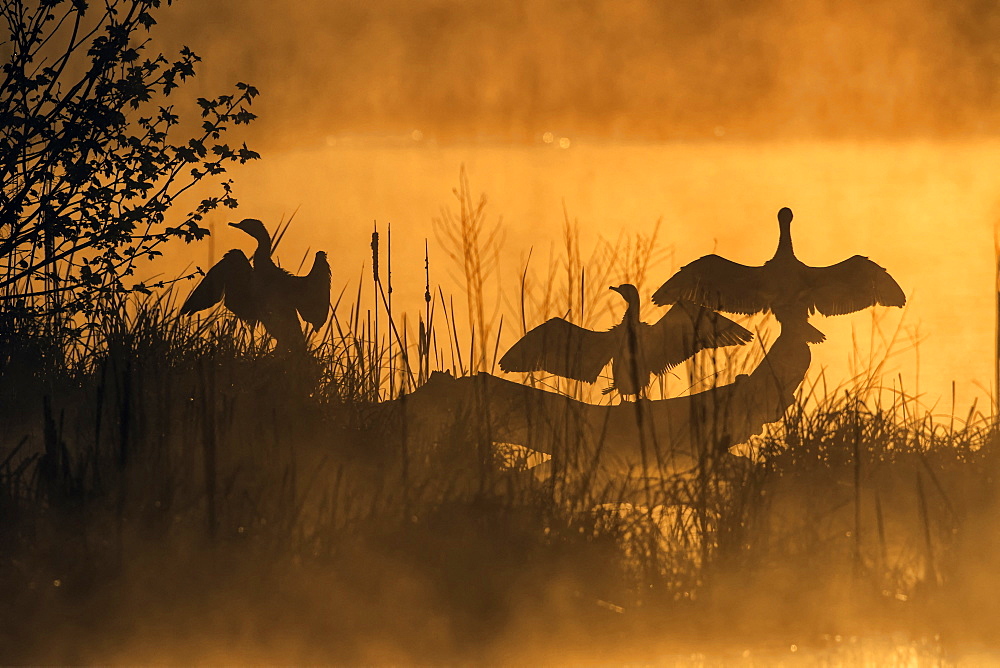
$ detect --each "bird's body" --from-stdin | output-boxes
[180,219,331,351]
[651,208,905,342]
[499,284,753,398]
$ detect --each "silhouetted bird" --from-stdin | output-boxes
[651,207,905,343]
[180,218,331,351]
[499,284,753,398]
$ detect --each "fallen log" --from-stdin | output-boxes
[373,328,811,478]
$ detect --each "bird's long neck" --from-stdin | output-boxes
[250,230,273,265]
[623,295,642,326]
[776,217,794,258]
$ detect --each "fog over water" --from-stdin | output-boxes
[159,0,1000,146]
[6,4,1000,662]
[152,1,1000,407]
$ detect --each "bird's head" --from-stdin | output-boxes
[229,218,271,243]
[777,207,793,226]
[609,283,641,310]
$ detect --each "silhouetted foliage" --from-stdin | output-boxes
[0,0,259,331]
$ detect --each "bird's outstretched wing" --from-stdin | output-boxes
[180,250,255,320]
[293,251,331,329]
[805,255,906,316]
[642,302,754,374]
[499,318,617,383]
[651,255,770,315]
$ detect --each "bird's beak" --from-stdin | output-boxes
[228,222,241,229]
[609,285,622,294]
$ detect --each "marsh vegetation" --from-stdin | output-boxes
[1,182,998,664]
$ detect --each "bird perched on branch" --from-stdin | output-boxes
[651,207,905,343]
[180,218,331,351]
[499,283,753,398]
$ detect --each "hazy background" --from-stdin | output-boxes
[150,0,1000,407]
[159,0,1000,147]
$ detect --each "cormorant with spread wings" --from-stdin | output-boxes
[652,207,905,343]
[180,218,331,351]
[499,283,753,398]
